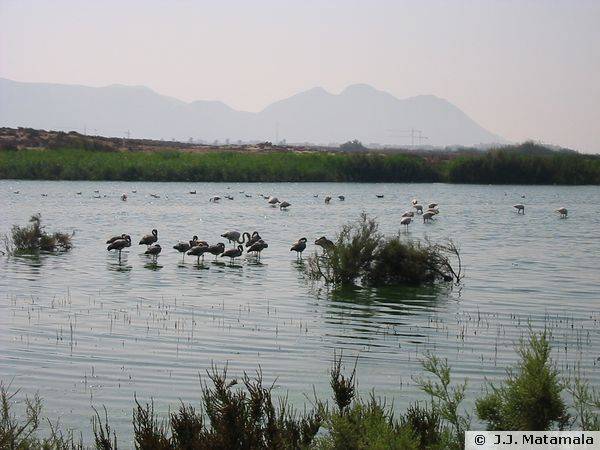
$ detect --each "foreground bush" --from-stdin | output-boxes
[2,214,72,255]
[307,214,463,286]
[476,331,569,430]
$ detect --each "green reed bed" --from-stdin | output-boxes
[0,149,438,183]
[3,142,598,183]
[2,332,599,450]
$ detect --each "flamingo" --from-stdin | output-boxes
[121,193,128,201]
[173,236,199,261]
[513,204,525,214]
[556,207,568,218]
[210,196,221,202]
[139,229,158,246]
[245,231,262,248]
[422,211,435,223]
[187,243,210,263]
[280,201,291,210]
[145,244,162,262]
[401,211,414,218]
[413,204,423,214]
[221,231,250,246]
[107,235,131,260]
[221,245,243,264]
[106,233,128,244]
[428,203,438,209]
[206,242,226,261]
[400,217,412,229]
[268,196,280,205]
[315,236,335,252]
[290,237,307,259]
[324,196,332,204]
[247,240,268,259]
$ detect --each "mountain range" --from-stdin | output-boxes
[0,78,504,147]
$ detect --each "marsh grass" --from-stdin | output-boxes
[307,214,463,286]
[1,143,599,184]
[3,214,72,255]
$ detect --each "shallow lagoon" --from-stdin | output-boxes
[1,180,599,443]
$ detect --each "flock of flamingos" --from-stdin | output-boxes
[106,193,570,265]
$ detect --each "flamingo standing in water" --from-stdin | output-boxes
[221,245,243,264]
[139,229,158,247]
[290,237,307,259]
[556,207,568,218]
[400,216,412,230]
[513,204,525,214]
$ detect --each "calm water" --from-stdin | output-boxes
[1,180,599,444]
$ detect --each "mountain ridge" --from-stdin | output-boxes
[0,77,505,146]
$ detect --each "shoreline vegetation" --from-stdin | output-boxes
[2,332,599,449]
[1,128,599,184]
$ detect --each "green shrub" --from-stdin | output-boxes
[476,331,569,431]
[307,214,462,286]
[4,214,72,254]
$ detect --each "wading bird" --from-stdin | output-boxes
[428,203,438,209]
[413,204,423,214]
[145,243,162,262]
[106,233,128,244]
[513,204,525,214]
[290,237,307,258]
[422,211,435,223]
[187,242,210,263]
[268,196,280,205]
[209,196,221,202]
[556,207,568,218]
[107,235,131,260]
[400,217,412,229]
[221,231,250,246]
[338,195,345,201]
[173,236,199,261]
[247,240,268,259]
[206,242,226,260]
[324,196,332,204]
[315,236,335,252]
[245,231,262,247]
[401,211,414,218]
[139,229,158,247]
[121,193,127,201]
[280,201,291,210]
[221,245,243,264]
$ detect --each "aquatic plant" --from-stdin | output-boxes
[307,214,463,286]
[3,214,72,255]
[476,331,569,431]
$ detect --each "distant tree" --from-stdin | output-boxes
[340,139,366,152]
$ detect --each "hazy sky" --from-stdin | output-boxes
[1,0,599,152]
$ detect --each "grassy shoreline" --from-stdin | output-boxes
[1,145,599,184]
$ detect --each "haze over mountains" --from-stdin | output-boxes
[0,78,504,147]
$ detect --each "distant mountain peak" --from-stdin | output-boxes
[341,83,379,94]
[0,77,505,146]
